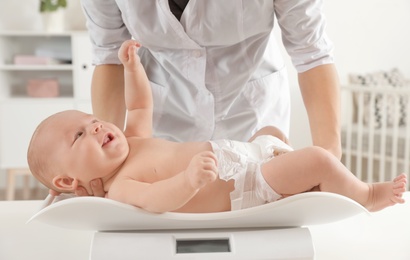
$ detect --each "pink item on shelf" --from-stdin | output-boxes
[26,79,60,97]
[14,55,58,65]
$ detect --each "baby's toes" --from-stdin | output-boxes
[391,195,405,204]
[394,174,407,182]
[393,181,406,193]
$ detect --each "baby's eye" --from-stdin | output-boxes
[74,131,83,141]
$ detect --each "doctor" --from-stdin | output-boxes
[79,0,341,196]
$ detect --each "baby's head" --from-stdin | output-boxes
[27,111,66,193]
[27,110,129,194]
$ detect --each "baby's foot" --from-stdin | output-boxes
[366,173,407,212]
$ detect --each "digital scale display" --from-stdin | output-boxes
[176,239,231,254]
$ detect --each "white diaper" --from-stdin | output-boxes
[210,135,293,210]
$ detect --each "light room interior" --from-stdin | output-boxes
[0,0,409,259]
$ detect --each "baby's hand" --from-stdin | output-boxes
[185,151,218,190]
[118,40,141,71]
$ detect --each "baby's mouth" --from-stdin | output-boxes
[102,133,114,147]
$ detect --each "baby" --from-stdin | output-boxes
[27,40,407,213]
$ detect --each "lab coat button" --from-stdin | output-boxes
[193,50,202,58]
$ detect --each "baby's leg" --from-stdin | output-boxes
[261,146,407,212]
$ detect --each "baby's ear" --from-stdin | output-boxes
[52,175,78,192]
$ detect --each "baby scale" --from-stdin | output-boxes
[29,192,368,259]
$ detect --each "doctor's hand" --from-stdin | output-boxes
[185,151,218,190]
[76,178,106,197]
[49,178,106,197]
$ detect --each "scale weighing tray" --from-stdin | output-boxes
[29,192,369,259]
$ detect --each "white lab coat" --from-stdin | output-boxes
[81,0,334,142]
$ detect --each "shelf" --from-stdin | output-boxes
[0,32,93,169]
[0,64,73,71]
[0,97,74,103]
[0,30,87,37]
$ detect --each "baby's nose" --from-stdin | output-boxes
[91,123,103,134]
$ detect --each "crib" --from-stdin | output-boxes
[341,80,410,189]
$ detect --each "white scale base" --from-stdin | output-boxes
[92,227,313,260]
[29,192,369,260]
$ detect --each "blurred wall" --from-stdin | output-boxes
[284,0,410,148]
[0,0,86,31]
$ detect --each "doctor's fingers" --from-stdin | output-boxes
[75,178,106,197]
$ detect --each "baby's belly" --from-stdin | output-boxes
[174,179,234,213]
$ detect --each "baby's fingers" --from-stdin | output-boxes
[118,40,140,61]
[128,42,141,61]
[199,151,218,167]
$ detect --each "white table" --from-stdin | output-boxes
[310,191,410,260]
[1,193,409,260]
[0,200,93,260]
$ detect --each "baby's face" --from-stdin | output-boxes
[46,110,129,186]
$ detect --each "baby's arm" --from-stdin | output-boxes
[108,151,218,213]
[118,40,153,138]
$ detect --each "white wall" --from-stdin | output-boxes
[286,0,410,148]
[0,0,86,31]
[326,0,410,81]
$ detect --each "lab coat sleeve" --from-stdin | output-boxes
[81,0,132,65]
[274,0,334,73]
